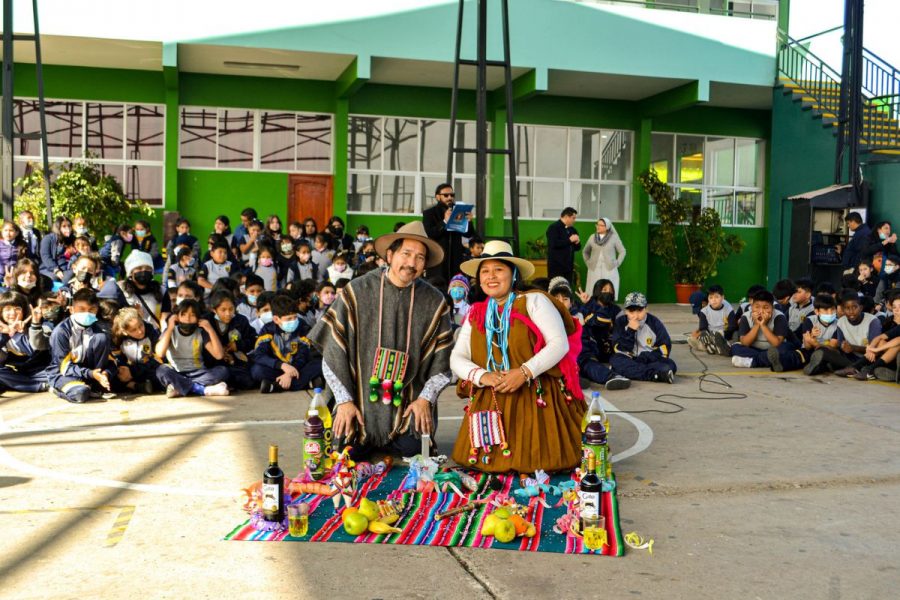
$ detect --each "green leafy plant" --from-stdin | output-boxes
[525,236,548,260]
[14,158,154,234]
[639,169,745,284]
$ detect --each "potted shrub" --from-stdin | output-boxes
[525,237,548,280]
[639,170,745,304]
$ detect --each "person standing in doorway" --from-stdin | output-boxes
[423,183,473,281]
[841,212,871,270]
[583,217,626,301]
[546,207,580,284]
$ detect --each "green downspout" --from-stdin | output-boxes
[633,117,652,296]
[162,44,179,217]
[488,105,507,239]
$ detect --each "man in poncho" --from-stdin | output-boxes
[308,221,454,459]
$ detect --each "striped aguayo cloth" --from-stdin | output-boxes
[225,466,625,556]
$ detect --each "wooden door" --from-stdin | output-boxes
[288,174,333,232]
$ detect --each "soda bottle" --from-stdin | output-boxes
[308,387,333,456]
[582,415,608,479]
[303,409,325,480]
[582,390,609,434]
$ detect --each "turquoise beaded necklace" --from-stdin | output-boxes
[485,292,515,372]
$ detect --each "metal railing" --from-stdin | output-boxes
[567,0,777,20]
[778,36,900,152]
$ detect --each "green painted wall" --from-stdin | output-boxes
[767,89,838,283]
[179,73,335,112]
[864,161,900,226]
[177,170,288,235]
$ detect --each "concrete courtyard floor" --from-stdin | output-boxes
[0,304,898,599]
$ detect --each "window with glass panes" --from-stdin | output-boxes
[12,99,166,206]
[347,116,479,215]
[178,106,332,173]
[503,125,633,222]
[649,133,765,227]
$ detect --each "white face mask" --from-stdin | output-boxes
[17,277,36,290]
[885,265,897,275]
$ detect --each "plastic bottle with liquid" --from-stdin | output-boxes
[583,415,609,481]
[582,390,610,435]
[303,409,325,480]
[309,387,333,456]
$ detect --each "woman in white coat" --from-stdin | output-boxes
[582,217,626,301]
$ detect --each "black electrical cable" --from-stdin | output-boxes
[604,343,747,415]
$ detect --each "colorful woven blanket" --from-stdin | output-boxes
[226,466,624,556]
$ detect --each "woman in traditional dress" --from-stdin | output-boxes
[582,217,626,301]
[450,240,585,473]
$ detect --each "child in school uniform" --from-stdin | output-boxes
[237,219,263,271]
[808,291,883,378]
[0,291,50,392]
[250,291,277,333]
[311,233,334,276]
[689,284,735,355]
[730,289,790,368]
[236,274,264,324]
[47,288,115,403]
[579,279,631,390]
[787,277,816,339]
[448,274,471,329]
[249,294,316,393]
[772,279,796,317]
[166,246,198,292]
[855,260,879,298]
[313,281,337,321]
[98,224,133,279]
[198,238,236,294]
[154,299,230,397]
[856,294,900,381]
[205,290,257,390]
[111,307,161,394]
[768,293,839,373]
[610,292,676,383]
[326,251,354,284]
[252,245,279,292]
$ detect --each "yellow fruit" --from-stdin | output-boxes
[525,524,536,538]
[378,513,399,525]
[493,519,516,543]
[480,513,500,537]
[492,508,511,520]
[358,498,380,521]
[367,520,402,535]
[341,507,358,520]
[508,514,528,536]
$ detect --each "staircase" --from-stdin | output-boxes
[777,37,900,157]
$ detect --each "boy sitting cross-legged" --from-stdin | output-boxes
[767,293,838,373]
[730,289,789,368]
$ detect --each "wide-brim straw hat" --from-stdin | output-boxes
[373,220,445,269]
[460,240,535,279]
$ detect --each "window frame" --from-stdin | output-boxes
[178,105,334,175]
[649,131,766,228]
[505,124,634,223]
[12,96,167,207]
[347,114,478,216]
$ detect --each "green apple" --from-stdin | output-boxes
[480,513,500,537]
[493,518,516,543]
[343,510,369,536]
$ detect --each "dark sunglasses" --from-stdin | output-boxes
[440,192,456,198]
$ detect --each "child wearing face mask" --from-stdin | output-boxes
[71,216,97,251]
[276,238,296,283]
[154,299,230,397]
[767,293,839,373]
[874,255,899,305]
[47,288,115,403]
[285,241,319,283]
[249,294,315,393]
[236,274,265,324]
[250,291,277,333]
[204,291,257,390]
[0,220,27,275]
[63,255,103,301]
[111,307,161,394]
[166,246,198,291]
[131,220,162,269]
[17,211,41,258]
[0,291,50,392]
[326,252,354,285]
[313,281,336,320]
[101,250,170,330]
[577,279,631,391]
[447,274,471,328]
[99,224,134,279]
[252,246,279,292]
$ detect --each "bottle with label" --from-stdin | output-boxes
[308,387,333,457]
[303,409,325,480]
[582,415,608,480]
[582,390,609,434]
[579,454,602,525]
[262,445,285,523]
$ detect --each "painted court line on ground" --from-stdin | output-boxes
[0,398,653,496]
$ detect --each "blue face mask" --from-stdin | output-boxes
[71,312,98,328]
[247,294,258,306]
[879,232,888,240]
[449,287,466,301]
[818,313,837,325]
[259,311,273,324]
[279,318,299,333]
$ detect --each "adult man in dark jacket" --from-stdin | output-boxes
[841,212,871,269]
[546,207,580,283]
[422,182,473,282]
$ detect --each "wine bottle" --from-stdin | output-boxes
[262,444,285,522]
[579,454,602,524]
